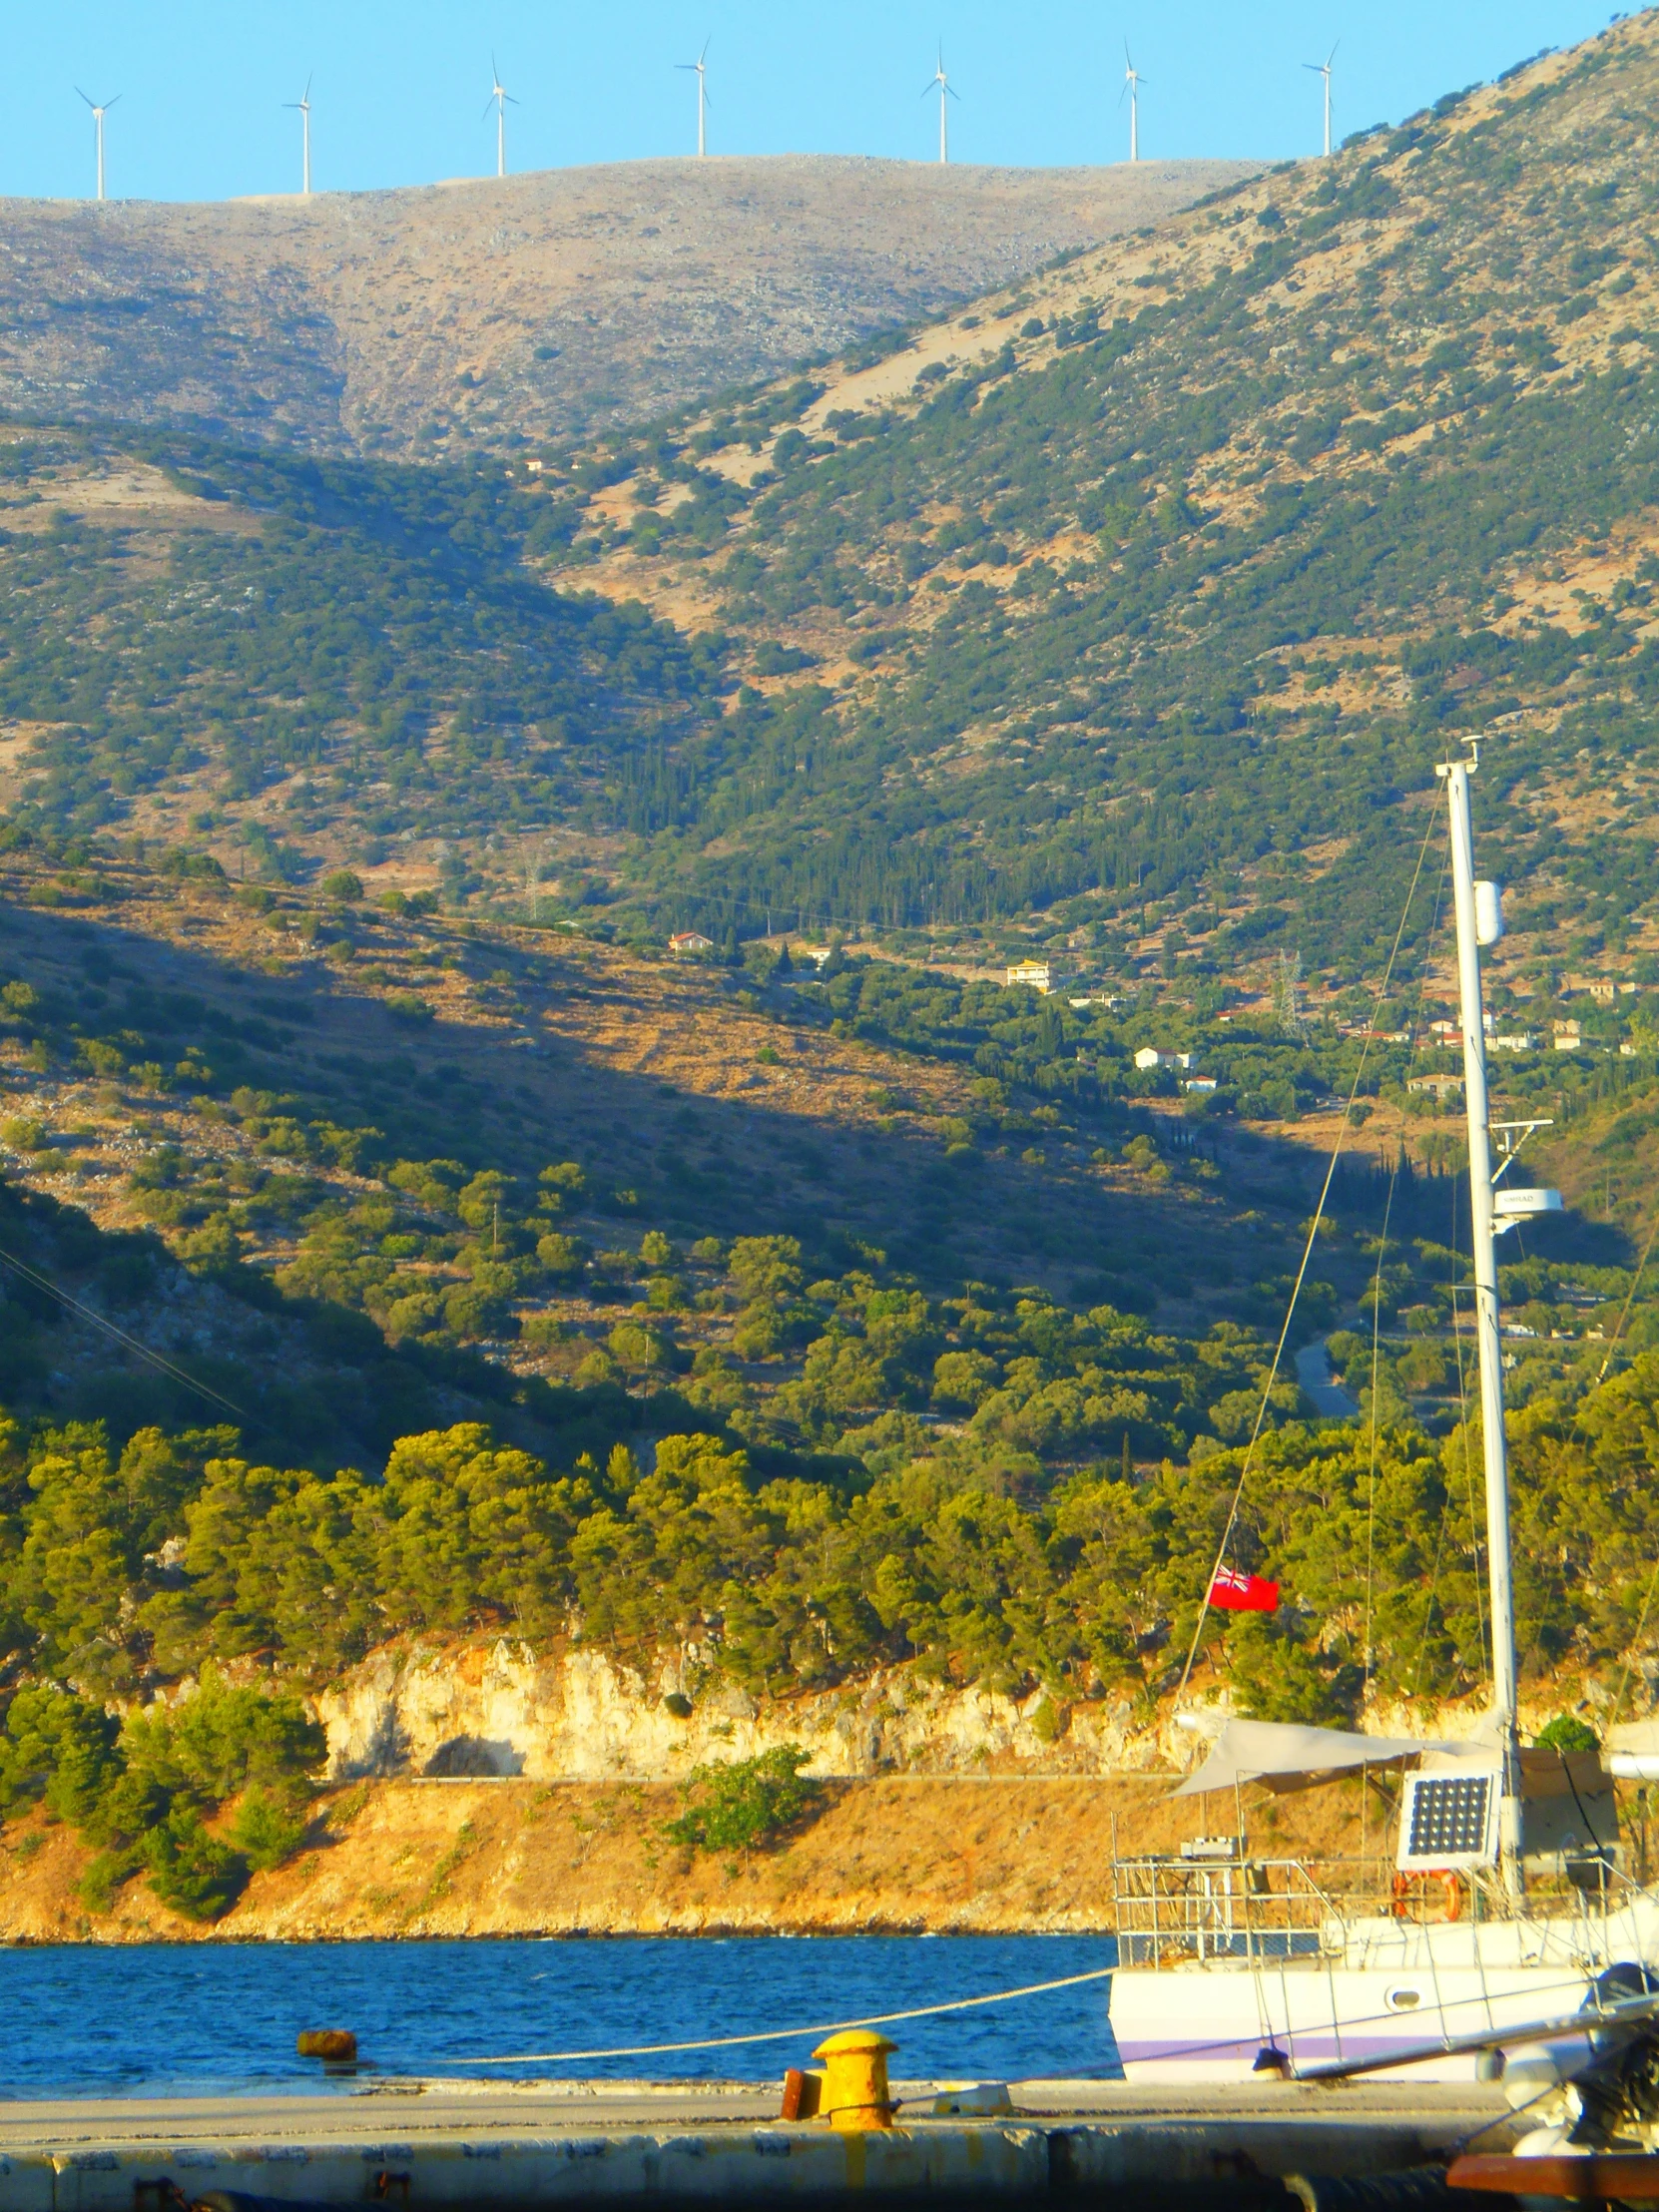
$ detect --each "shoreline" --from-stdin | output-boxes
[0,1773,1353,1945]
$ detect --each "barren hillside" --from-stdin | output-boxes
[0,156,1254,456]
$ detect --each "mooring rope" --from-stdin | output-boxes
[454,1962,1117,2065]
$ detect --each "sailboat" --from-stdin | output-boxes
[1106,742,1659,2081]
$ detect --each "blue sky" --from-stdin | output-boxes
[9,2,1625,203]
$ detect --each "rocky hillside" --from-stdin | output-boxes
[0,157,1252,456]
[548,17,1659,984]
[0,1636,1619,1943]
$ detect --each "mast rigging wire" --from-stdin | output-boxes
[1174,803,1442,1708]
[1363,854,1449,1698]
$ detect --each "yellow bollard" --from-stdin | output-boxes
[812,2028,896,2130]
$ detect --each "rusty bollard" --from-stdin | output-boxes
[812,2029,897,2130]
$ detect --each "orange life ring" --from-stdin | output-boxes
[1390,1869,1463,1923]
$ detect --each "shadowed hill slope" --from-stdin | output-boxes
[0,156,1254,457]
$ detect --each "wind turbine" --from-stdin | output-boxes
[922,47,959,165]
[284,75,312,196]
[1304,42,1338,159]
[1120,46,1144,164]
[484,56,517,179]
[77,88,119,202]
[677,39,711,158]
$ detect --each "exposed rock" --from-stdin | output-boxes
[314,1637,1177,1782]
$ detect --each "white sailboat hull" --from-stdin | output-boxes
[1109,1902,1659,2081]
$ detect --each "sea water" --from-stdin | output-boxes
[2,1934,1120,2099]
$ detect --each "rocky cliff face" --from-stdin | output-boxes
[315,1638,1165,1783]
[0,1636,1625,1943]
[315,1636,1604,1787]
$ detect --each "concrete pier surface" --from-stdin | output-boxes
[0,2076,1519,2208]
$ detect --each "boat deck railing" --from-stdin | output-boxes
[1111,1846,1656,1969]
[1111,1851,1390,1968]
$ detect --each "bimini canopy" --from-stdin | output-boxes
[1607,1720,1659,1782]
[1174,1718,1445,1798]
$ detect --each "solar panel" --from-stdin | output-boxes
[1397,1770,1500,1869]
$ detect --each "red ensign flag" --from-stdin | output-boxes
[1209,1564,1281,1612]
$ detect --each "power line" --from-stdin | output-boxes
[0,1237,248,1420]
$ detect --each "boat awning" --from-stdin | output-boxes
[1174,1718,1442,1797]
[1606,1719,1659,1781]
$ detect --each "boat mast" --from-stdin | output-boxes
[1437,742,1524,1902]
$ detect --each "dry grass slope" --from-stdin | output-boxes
[0,1774,1370,1941]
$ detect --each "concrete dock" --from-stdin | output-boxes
[0,2076,1521,2208]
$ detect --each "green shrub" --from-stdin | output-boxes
[536,1232,588,1279]
[665,1746,824,1856]
[0,1688,120,1825]
[609,1320,669,1370]
[119,1670,324,1807]
[77,1847,141,1914]
[732,1303,786,1359]
[1029,1696,1067,1744]
[144,1807,248,1921]
[1534,1715,1599,1754]
[231,1785,309,1872]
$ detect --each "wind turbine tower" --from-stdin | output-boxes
[78,89,119,202]
[923,48,959,165]
[285,76,313,196]
[1305,43,1338,159]
[1120,47,1145,164]
[484,56,517,179]
[677,40,711,157]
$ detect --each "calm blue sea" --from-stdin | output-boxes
[0,1935,1120,2100]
